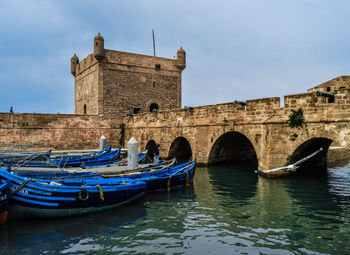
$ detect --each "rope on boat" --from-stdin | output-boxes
[167,161,194,191]
[10,179,35,195]
[10,150,66,172]
[96,184,104,201]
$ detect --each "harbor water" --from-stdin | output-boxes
[0,161,349,254]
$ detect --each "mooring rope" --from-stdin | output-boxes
[96,184,104,201]
[10,179,35,195]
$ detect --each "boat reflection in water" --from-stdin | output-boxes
[0,159,349,254]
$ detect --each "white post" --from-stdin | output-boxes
[100,135,106,151]
[127,137,139,170]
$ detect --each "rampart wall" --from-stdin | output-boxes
[0,113,121,150]
[125,87,350,169]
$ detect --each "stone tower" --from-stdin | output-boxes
[72,33,186,119]
[93,32,104,61]
[70,54,79,76]
[176,47,186,70]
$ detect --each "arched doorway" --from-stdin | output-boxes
[145,140,157,160]
[288,137,332,174]
[168,137,192,162]
[150,103,159,112]
[208,131,257,167]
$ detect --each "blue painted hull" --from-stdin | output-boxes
[6,147,120,168]
[0,168,146,218]
[17,160,196,192]
[0,179,10,224]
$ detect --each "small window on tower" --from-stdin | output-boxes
[152,81,156,88]
[327,87,331,92]
[133,108,141,114]
[150,103,159,112]
[83,104,87,115]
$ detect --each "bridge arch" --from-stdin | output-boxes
[287,137,333,173]
[145,140,157,160]
[168,136,192,161]
[208,131,258,166]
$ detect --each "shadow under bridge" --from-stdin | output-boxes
[287,137,333,174]
[208,131,257,167]
[168,137,192,163]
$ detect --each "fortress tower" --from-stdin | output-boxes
[71,33,186,119]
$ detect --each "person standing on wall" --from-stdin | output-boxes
[154,144,160,164]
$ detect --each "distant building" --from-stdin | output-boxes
[71,33,186,119]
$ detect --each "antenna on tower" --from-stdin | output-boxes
[152,29,156,57]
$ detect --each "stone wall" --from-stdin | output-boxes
[74,54,101,115]
[101,50,182,118]
[73,47,184,119]
[125,85,350,170]
[0,113,121,150]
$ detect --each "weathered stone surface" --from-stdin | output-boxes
[0,113,121,150]
[125,84,350,172]
[1,34,350,177]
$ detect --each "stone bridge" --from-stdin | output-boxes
[125,77,350,171]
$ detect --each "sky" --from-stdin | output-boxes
[0,0,349,113]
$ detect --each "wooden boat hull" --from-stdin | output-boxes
[0,179,10,224]
[6,147,120,168]
[9,192,144,218]
[139,162,196,191]
[0,168,146,219]
[15,160,196,192]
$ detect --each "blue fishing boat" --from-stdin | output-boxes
[0,167,146,218]
[50,145,112,161]
[16,160,196,192]
[81,150,148,168]
[6,148,121,168]
[0,149,52,162]
[112,160,197,191]
[0,178,10,224]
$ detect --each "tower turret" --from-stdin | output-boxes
[93,32,104,61]
[176,47,186,70]
[70,53,79,76]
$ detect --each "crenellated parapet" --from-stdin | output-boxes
[125,76,350,172]
[71,33,185,118]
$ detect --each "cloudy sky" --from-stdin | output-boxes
[0,0,349,113]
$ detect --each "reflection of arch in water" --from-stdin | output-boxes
[208,162,258,204]
[285,174,347,218]
[145,140,157,160]
[168,137,192,161]
[208,131,257,167]
[288,137,332,174]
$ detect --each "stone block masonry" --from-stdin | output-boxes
[72,33,185,119]
[125,82,350,171]
[0,113,121,150]
[2,33,350,176]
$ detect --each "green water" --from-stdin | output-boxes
[0,162,349,254]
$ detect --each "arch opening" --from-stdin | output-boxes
[145,140,157,160]
[288,138,332,174]
[150,103,159,112]
[168,137,192,162]
[208,131,257,167]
